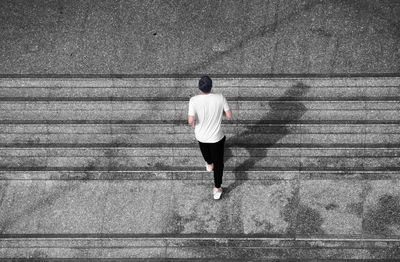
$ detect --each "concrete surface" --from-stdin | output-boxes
[0,179,294,235]
[1,147,399,171]
[3,237,399,259]
[1,0,399,259]
[1,76,400,259]
[0,178,396,237]
[1,77,399,172]
[1,177,400,259]
[1,0,399,74]
[2,101,400,121]
[3,129,400,145]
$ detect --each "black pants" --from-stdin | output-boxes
[198,136,226,188]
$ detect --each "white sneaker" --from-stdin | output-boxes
[206,163,213,172]
[213,188,222,200]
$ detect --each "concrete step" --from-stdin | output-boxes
[1,170,397,180]
[0,77,399,100]
[0,173,400,259]
[2,108,400,121]
[1,77,398,87]
[0,174,398,236]
[1,123,399,144]
[0,147,399,171]
[2,123,399,145]
[4,133,400,145]
[1,237,399,260]
[2,101,400,111]
[1,123,400,134]
[0,123,400,144]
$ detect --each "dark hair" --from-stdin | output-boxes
[199,75,212,93]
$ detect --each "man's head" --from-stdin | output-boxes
[199,75,212,93]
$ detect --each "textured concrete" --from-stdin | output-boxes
[0,179,296,234]
[2,124,400,146]
[1,76,400,259]
[3,237,398,259]
[0,178,391,237]
[1,178,400,259]
[1,0,400,74]
[1,77,399,94]
[1,147,399,171]
[5,132,400,145]
[1,77,398,173]
[2,101,400,121]
[298,180,363,236]
[1,170,399,181]
[363,180,400,238]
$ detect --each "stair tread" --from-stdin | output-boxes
[1,236,399,260]
[0,170,398,181]
[2,120,400,124]
[1,77,399,87]
[0,178,399,239]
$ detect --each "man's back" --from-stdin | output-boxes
[188,93,230,143]
[188,75,232,199]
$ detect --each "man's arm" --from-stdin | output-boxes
[223,109,232,119]
[188,98,196,128]
[222,95,232,119]
[188,115,195,128]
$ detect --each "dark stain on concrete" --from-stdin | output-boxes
[15,136,41,145]
[0,181,9,207]
[104,147,121,170]
[310,27,333,38]
[57,0,64,16]
[346,202,363,217]
[296,204,324,235]
[152,161,172,171]
[164,211,185,234]
[325,203,339,210]
[252,214,274,233]
[363,194,400,236]
[329,37,340,73]
[85,160,97,171]
[31,249,49,258]
[282,180,300,237]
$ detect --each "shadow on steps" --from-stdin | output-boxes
[222,82,310,196]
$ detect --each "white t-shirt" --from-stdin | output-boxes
[188,93,230,143]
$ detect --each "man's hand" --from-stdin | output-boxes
[223,109,232,119]
[188,115,195,128]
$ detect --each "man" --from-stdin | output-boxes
[188,76,232,200]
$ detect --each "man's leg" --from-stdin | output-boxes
[209,136,226,188]
[198,141,213,165]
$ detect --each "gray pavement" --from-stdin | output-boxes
[0,0,399,74]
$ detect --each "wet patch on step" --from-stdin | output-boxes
[363,194,400,236]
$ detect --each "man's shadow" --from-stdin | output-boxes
[222,82,311,196]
